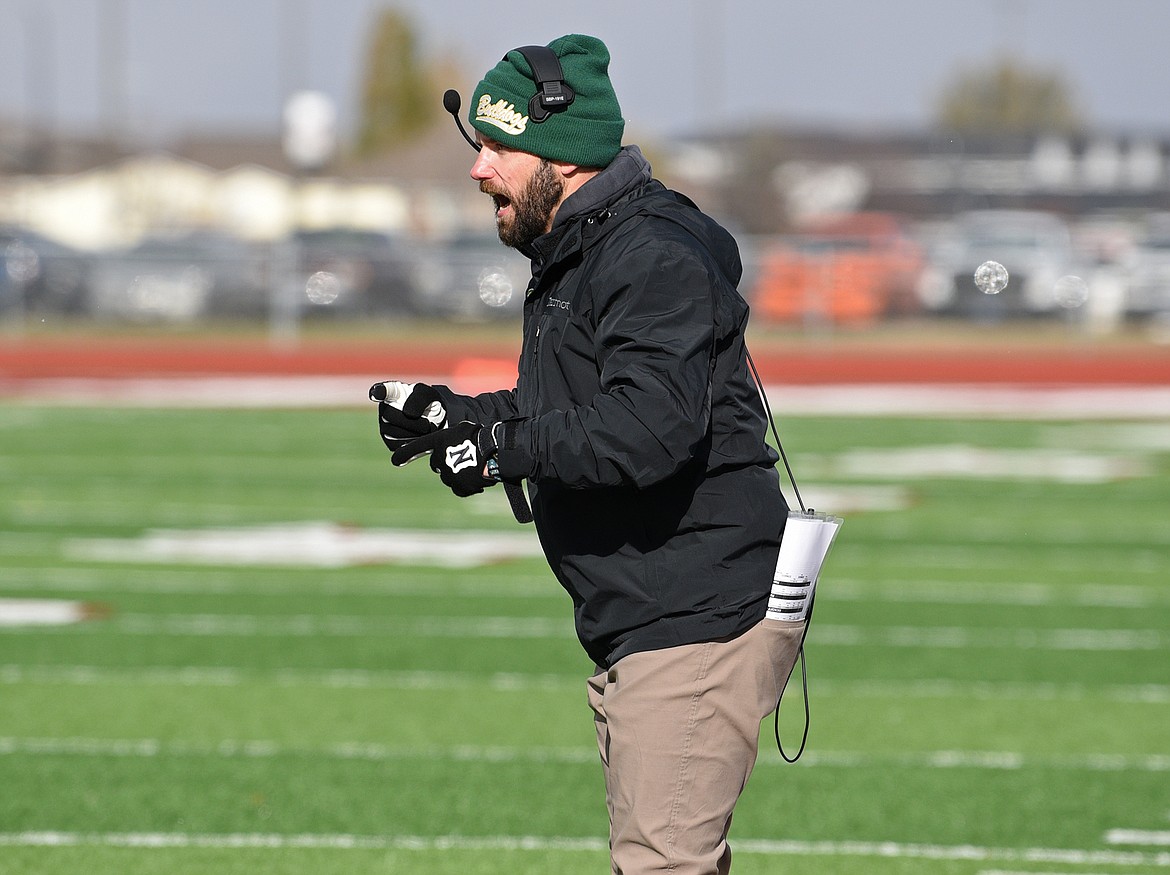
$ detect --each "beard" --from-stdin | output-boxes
[482,160,565,250]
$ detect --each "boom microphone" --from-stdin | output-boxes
[443,89,480,153]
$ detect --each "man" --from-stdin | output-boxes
[374,34,803,875]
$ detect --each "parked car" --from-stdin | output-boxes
[287,228,417,317]
[88,232,268,322]
[0,226,92,315]
[750,212,925,325]
[916,210,1076,318]
[409,232,529,321]
[1122,212,1170,319]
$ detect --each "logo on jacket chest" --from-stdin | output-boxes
[546,297,572,312]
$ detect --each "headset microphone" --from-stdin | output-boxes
[445,46,573,151]
[512,45,574,122]
[443,89,480,152]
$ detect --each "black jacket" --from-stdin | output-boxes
[435,146,787,667]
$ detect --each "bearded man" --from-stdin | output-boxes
[374,34,803,875]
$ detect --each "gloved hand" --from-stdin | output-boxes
[371,381,448,458]
[391,421,497,497]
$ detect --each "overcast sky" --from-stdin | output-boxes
[1,0,1167,146]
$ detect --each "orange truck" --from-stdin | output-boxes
[751,212,924,325]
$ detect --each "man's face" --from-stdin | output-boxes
[472,137,565,249]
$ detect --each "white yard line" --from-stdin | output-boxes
[1,735,1167,774]
[5,567,1169,608]
[5,663,1169,705]
[5,376,1170,418]
[0,662,581,692]
[806,444,1151,483]
[813,624,1167,651]
[978,871,1128,875]
[1106,831,1170,847]
[826,579,1170,609]
[0,830,603,851]
[103,613,572,638]
[816,678,1170,705]
[11,610,1163,652]
[0,564,561,598]
[765,383,1170,420]
[0,600,106,627]
[1,830,1168,867]
[64,522,545,569]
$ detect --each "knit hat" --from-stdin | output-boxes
[469,34,624,168]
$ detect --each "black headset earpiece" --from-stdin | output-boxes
[511,45,574,122]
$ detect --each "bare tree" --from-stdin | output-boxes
[935,58,1083,136]
[355,8,435,156]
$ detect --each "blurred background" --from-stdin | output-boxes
[6,6,1170,869]
[2,0,1170,339]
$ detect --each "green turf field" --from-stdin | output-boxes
[1,403,1168,874]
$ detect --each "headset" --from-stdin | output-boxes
[443,44,575,151]
[511,44,575,122]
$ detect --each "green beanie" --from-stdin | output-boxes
[469,34,624,168]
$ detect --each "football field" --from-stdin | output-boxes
[1,384,1169,874]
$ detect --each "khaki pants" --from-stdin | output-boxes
[587,618,805,875]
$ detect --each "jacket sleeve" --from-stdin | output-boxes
[432,385,520,425]
[500,230,718,489]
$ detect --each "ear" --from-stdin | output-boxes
[552,160,582,178]
[558,163,603,189]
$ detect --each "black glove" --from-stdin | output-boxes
[391,421,497,497]
[371,381,448,458]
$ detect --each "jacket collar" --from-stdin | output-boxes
[525,145,654,265]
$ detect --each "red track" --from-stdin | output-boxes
[1,334,1168,385]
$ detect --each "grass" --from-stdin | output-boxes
[1,402,1169,874]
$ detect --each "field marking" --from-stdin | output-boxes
[1047,421,1170,452]
[1107,831,1170,847]
[0,663,582,692]
[7,377,1170,419]
[64,522,545,569]
[1,830,1169,866]
[836,543,1170,575]
[802,444,1150,484]
[2,735,1167,774]
[14,526,1169,576]
[816,678,1170,705]
[8,566,1170,609]
[107,613,572,639]
[15,611,1165,652]
[0,599,107,627]
[31,531,1170,575]
[762,384,1170,420]
[0,831,607,852]
[0,736,595,765]
[826,579,1170,609]
[0,564,562,598]
[4,663,1169,705]
[814,624,1167,651]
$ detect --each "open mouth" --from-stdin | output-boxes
[481,183,512,220]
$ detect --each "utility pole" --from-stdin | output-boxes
[21,2,56,171]
[99,0,128,148]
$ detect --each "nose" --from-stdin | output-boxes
[470,147,493,181]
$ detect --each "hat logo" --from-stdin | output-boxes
[476,94,528,136]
